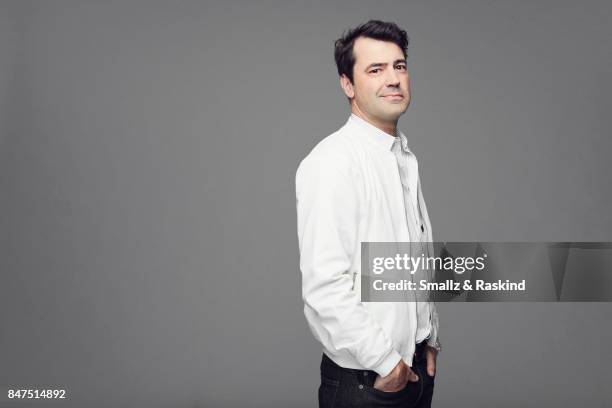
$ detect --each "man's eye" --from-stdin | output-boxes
[369,69,381,74]
[395,65,407,71]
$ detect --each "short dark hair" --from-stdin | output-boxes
[334,20,409,84]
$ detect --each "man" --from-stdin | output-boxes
[295,20,441,407]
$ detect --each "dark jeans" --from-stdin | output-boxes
[318,342,435,408]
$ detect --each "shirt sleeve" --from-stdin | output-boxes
[295,154,402,377]
[426,301,441,352]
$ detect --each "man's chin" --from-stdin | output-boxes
[379,108,407,121]
[379,102,408,115]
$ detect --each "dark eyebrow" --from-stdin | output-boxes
[365,59,407,71]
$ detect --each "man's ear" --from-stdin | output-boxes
[339,74,355,99]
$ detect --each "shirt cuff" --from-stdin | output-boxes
[372,349,403,378]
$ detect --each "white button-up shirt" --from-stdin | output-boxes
[385,121,432,345]
[295,114,439,377]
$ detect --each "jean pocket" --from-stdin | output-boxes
[365,375,422,405]
[319,376,340,408]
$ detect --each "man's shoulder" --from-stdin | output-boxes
[296,121,361,176]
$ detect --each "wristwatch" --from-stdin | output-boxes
[427,338,442,353]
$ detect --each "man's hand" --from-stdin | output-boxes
[425,346,438,377]
[373,360,419,392]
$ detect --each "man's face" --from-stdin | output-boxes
[342,37,411,124]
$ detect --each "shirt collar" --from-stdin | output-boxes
[348,113,411,153]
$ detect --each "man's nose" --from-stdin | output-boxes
[385,68,400,86]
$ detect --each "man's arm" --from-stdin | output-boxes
[295,153,401,377]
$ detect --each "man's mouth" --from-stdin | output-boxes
[381,94,404,100]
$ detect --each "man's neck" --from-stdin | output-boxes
[351,105,398,137]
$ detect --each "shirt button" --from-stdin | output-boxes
[358,384,364,390]
[363,372,368,377]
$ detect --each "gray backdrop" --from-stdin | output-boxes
[1,0,611,407]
